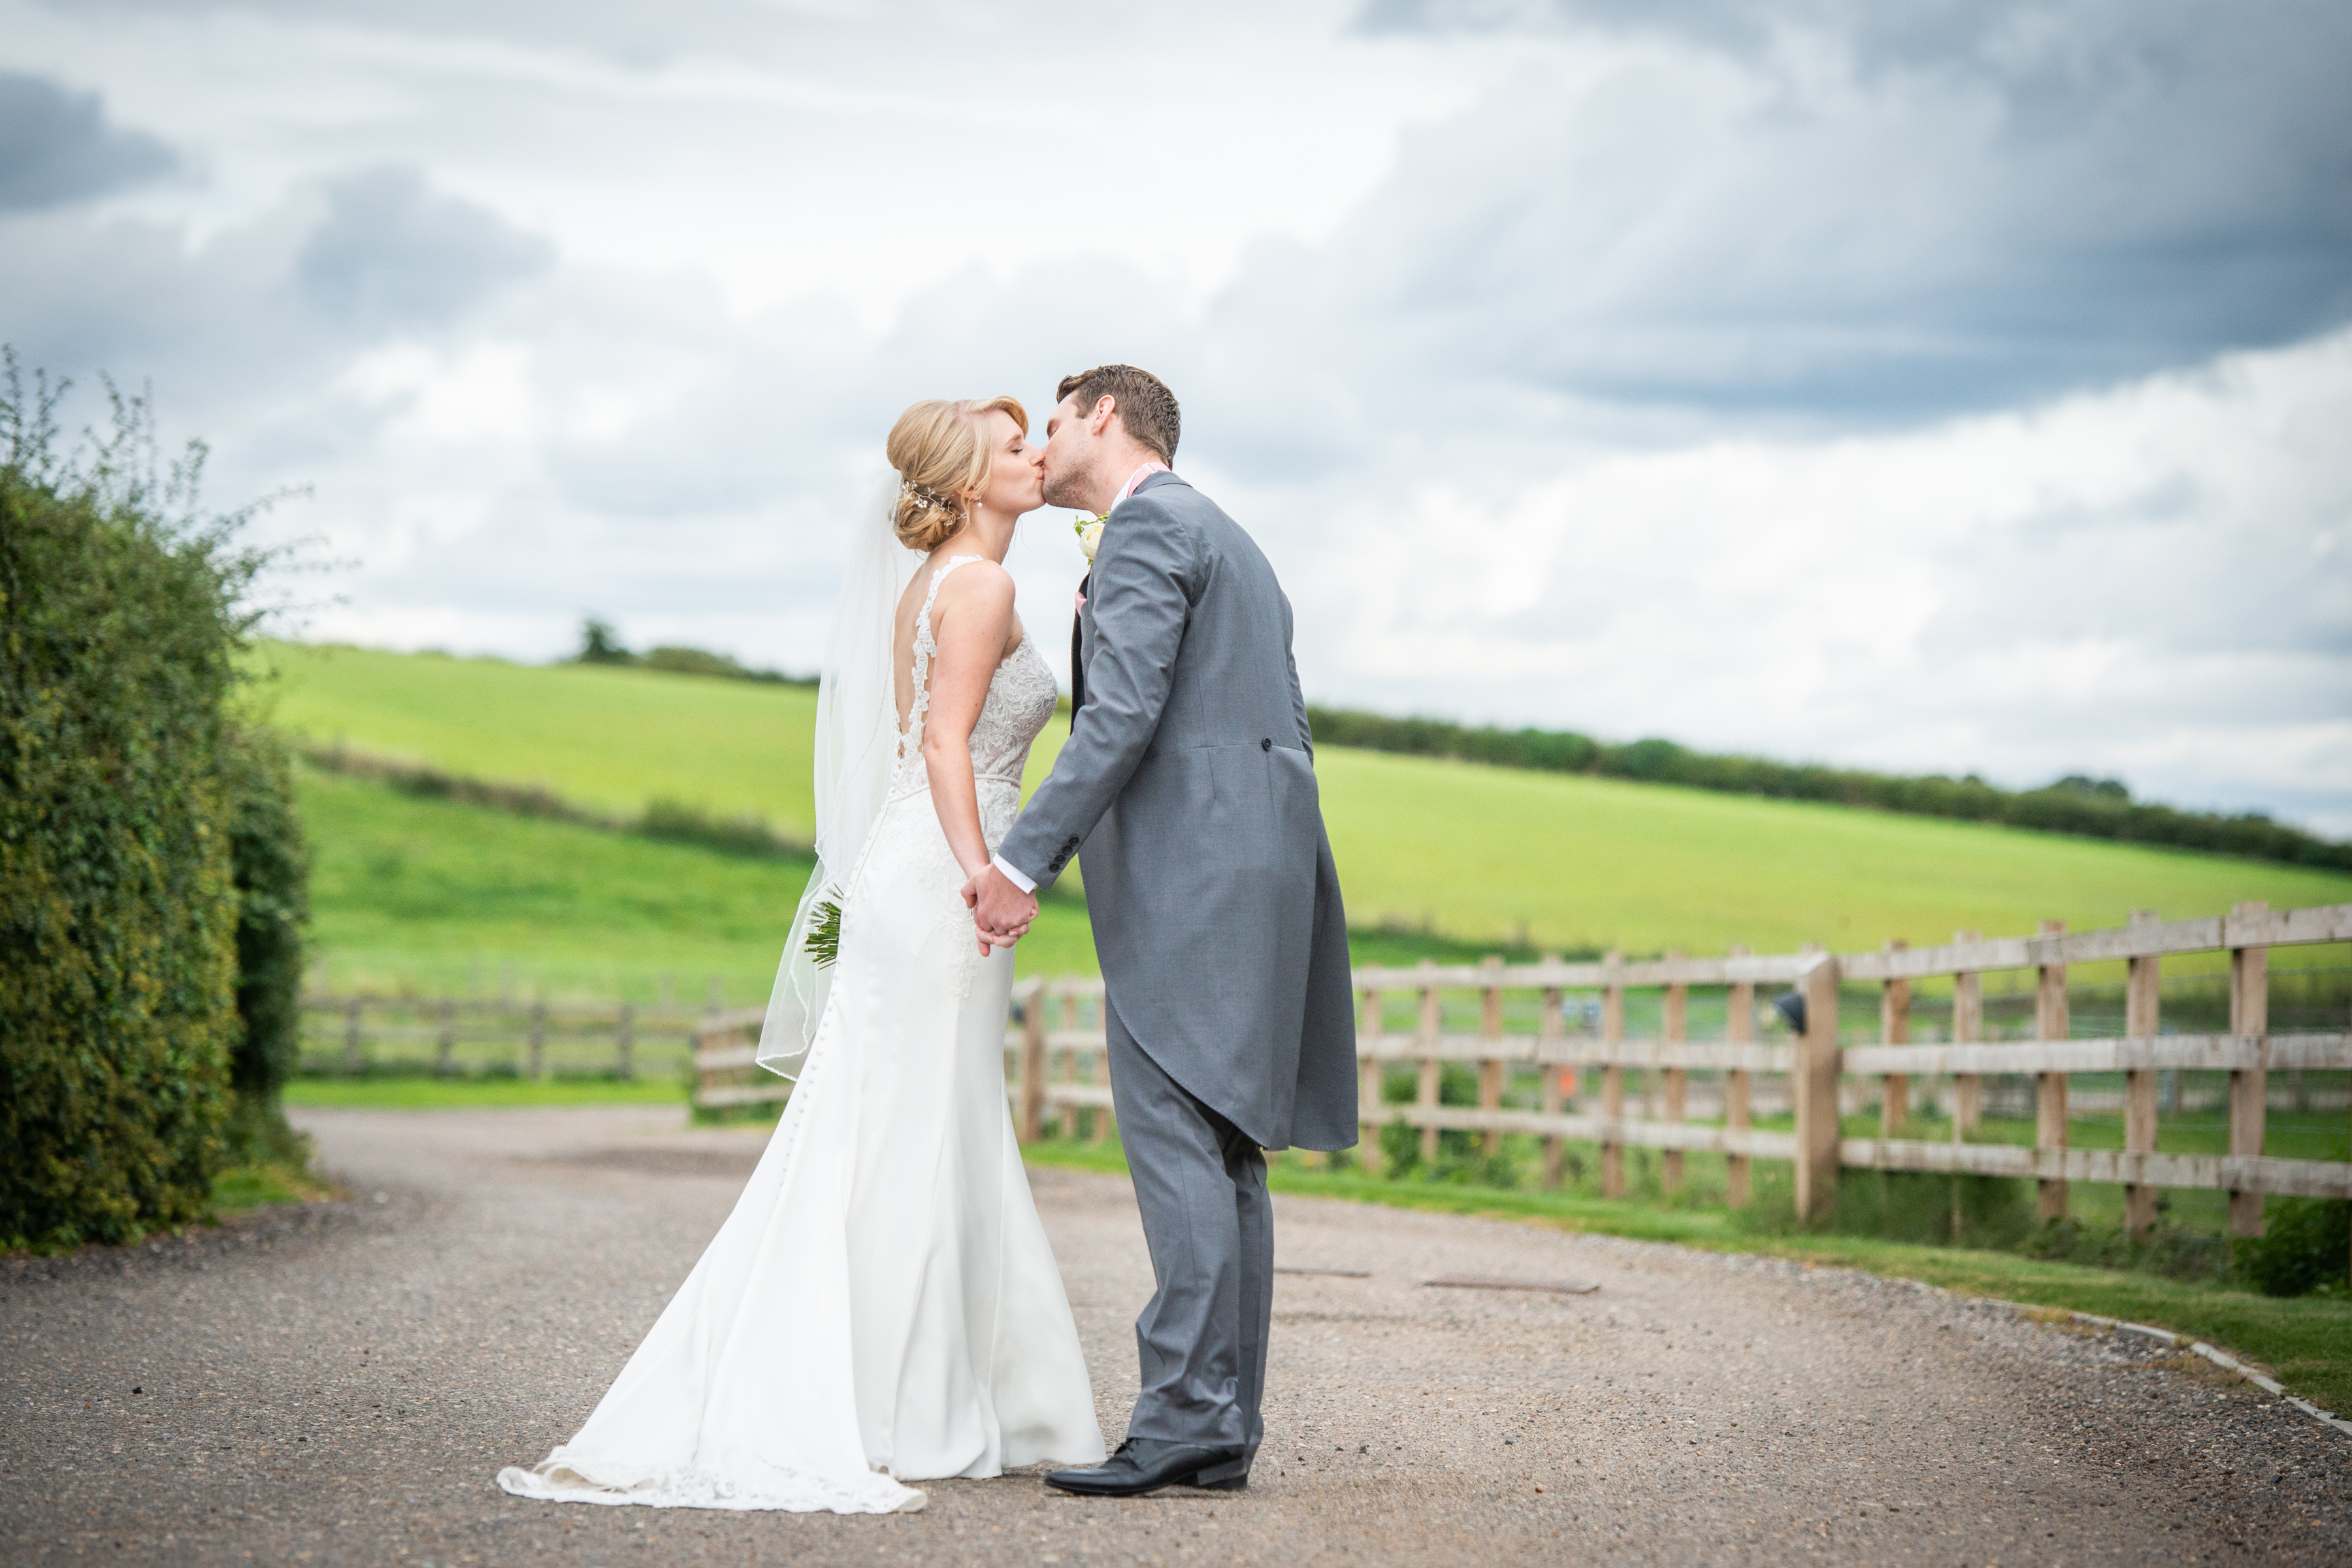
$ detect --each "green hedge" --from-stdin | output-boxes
[1303,707,2351,871]
[1,359,288,1249]
[223,725,310,1164]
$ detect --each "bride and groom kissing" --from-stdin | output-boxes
[498,365,1358,1514]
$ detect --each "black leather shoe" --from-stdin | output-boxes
[1045,1438,1249,1497]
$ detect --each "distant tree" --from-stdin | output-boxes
[576,617,636,665]
[2050,774,2132,802]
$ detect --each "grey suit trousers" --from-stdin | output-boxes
[1105,1003,1271,1455]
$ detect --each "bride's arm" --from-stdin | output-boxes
[919,562,1020,883]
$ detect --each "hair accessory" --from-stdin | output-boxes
[900,478,958,510]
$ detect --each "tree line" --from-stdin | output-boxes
[1300,707,2351,872]
[570,608,2346,872]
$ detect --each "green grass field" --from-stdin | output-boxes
[261,640,2351,990]
[298,763,1104,996]
[255,641,828,832]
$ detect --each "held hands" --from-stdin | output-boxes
[960,864,1039,956]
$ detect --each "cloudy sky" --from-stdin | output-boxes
[5,0,2348,831]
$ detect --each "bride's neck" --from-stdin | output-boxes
[932,512,1017,564]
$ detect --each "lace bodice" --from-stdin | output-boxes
[889,555,1059,801]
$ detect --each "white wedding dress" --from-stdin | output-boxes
[498,556,1104,1513]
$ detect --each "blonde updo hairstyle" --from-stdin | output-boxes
[885,395,1030,553]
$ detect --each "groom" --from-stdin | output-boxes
[964,365,1358,1497]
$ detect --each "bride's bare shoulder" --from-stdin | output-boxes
[932,557,1015,618]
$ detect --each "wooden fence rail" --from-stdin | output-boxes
[687,1009,786,1108]
[348,901,2349,1238]
[301,995,716,1081]
[990,901,2352,1234]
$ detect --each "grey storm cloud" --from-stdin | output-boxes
[1,0,2344,828]
[27,0,991,69]
[0,161,555,486]
[1331,0,2352,425]
[296,167,553,333]
[0,71,176,211]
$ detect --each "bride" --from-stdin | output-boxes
[497,395,1105,1514]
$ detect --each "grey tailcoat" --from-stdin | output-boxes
[997,473,1358,1151]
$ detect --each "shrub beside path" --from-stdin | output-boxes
[5,1107,2347,1566]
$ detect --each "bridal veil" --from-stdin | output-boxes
[758,480,919,1079]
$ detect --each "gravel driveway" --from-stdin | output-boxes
[4,1105,2346,1566]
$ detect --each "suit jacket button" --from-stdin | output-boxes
[1261,737,1272,751]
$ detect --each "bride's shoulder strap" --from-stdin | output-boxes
[906,555,988,732]
[919,552,1008,632]
[920,551,984,613]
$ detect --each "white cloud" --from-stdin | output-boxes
[2,0,2347,834]
[1284,330,2352,830]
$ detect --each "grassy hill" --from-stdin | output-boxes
[296,764,1100,1000]
[254,641,2352,991]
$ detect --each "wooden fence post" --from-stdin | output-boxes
[1086,996,1111,1145]
[435,999,456,1078]
[528,1000,547,1081]
[1952,931,1982,1136]
[1416,959,1442,1166]
[1661,951,1688,1194]
[2124,910,2162,1235]
[2034,919,2068,1221]
[1096,1011,1115,1147]
[1601,950,1625,1199]
[1794,951,1841,1224]
[1539,959,1565,1190]
[1478,956,1505,1158]
[1058,992,1077,1142]
[1358,986,1384,1173]
[1019,983,1047,1145]
[1725,945,1754,1209]
[1880,939,1910,1136]
[1096,994,1118,1146]
[2229,901,2270,1237]
[343,997,364,1077]
[616,1000,636,1081]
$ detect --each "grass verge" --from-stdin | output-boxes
[284,1076,689,1109]
[210,1161,342,1217]
[1021,1139,2352,1417]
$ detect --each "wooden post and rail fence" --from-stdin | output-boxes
[297,994,694,1082]
[312,901,2352,1233]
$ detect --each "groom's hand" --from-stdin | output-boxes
[961,864,1038,955]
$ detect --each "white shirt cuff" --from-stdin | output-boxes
[990,853,1037,894]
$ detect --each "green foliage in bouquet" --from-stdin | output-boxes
[804,889,845,969]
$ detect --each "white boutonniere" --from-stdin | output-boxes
[1073,511,1107,562]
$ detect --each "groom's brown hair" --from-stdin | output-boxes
[1056,365,1180,465]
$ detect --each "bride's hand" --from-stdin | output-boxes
[961,868,1034,954]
